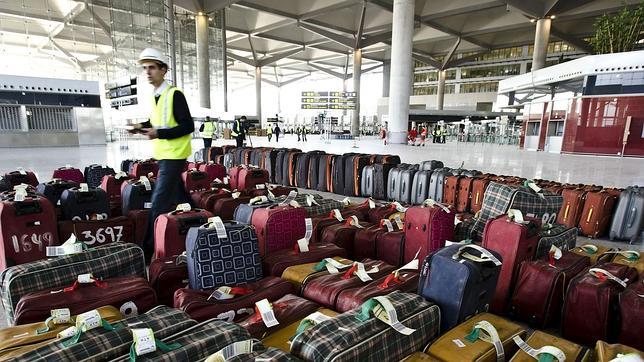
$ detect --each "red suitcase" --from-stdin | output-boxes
[335,270,419,312]
[376,230,406,267]
[198,162,226,182]
[443,175,461,208]
[469,177,491,214]
[562,263,638,346]
[309,209,361,244]
[262,243,348,277]
[319,217,372,258]
[187,161,203,170]
[149,255,189,306]
[510,251,590,327]
[456,176,475,213]
[238,294,320,338]
[403,200,454,268]
[301,259,396,309]
[52,166,84,184]
[212,195,252,220]
[14,276,156,325]
[251,205,307,256]
[0,195,59,271]
[130,159,159,178]
[230,166,269,191]
[353,220,401,262]
[174,276,295,322]
[3,169,39,188]
[182,169,211,193]
[58,216,136,246]
[618,274,644,351]
[266,185,298,198]
[154,207,213,259]
[482,212,541,314]
[366,205,398,224]
[190,188,230,211]
[127,209,150,247]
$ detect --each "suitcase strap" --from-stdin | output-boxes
[355,296,416,335]
[512,335,566,362]
[589,268,629,288]
[464,321,504,362]
[129,328,182,361]
[453,245,502,266]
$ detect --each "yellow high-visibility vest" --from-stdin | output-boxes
[149,86,192,160]
[202,122,214,138]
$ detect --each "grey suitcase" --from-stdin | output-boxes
[411,170,432,205]
[361,165,375,197]
[609,186,644,244]
[428,169,449,202]
[397,169,416,204]
[233,199,275,225]
[387,167,404,201]
[419,160,443,171]
[223,152,234,172]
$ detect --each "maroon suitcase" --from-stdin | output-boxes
[320,218,372,258]
[100,173,131,206]
[403,201,455,268]
[198,162,226,182]
[153,208,213,259]
[262,243,348,277]
[352,220,402,262]
[376,230,406,267]
[182,169,211,193]
[562,263,639,346]
[3,169,39,188]
[482,213,541,314]
[335,270,420,312]
[52,166,85,184]
[190,188,230,211]
[130,159,159,178]
[174,276,295,322]
[0,195,59,271]
[366,205,398,224]
[301,259,397,309]
[14,276,157,325]
[309,209,361,244]
[149,255,189,306]
[237,168,269,191]
[251,205,307,257]
[58,216,136,246]
[618,274,644,351]
[509,251,590,327]
[212,195,252,220]
[238,294,320,339]
[127,209,150,247]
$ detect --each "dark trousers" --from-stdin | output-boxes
[202,137,212,148]
[268,134,272,142]
[143,159,190,261]
[275,134,279,142]
[302,133,307,142]
[235,137,244,147]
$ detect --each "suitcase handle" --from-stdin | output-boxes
[179,216,210,235]
[464,321,504,361]
[14,199,43,216]
[588,268,629,288]
[453,245,502,266]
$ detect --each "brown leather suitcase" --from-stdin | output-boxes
[570,243,617,265]
[469,178,491,214]
[262,243,348,277]
[443,175,461,208]
[612,250,644,274]
[238,294,320,339]
[578,190,618,238]
[280,256,354,292]
[593,341,643,362]
[456,176,475,213]
[509,331,590,362]
[557,188,588,228]
[335,270,419,312]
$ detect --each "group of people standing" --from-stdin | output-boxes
[267,124,281,143]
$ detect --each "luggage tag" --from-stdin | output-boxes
[61,309,118,347]
[206,340,254,362]
[548,245,563,267]
[290,312,334,345]
[37,308,72,334]
[267,189,276,201]
[65,164,72,169]
[381,219,394,232]
[207,286,252,301]
[368,199,376,209]
[17,167,27,175]
[356,296,416,335]
[231,191,241,199]
[341,197,352,206]
[422,199,450,213]
[445,239,472,247]
[345,216,364,229]
[330,209,344,222]
[525,180,545,199]
[295,218,313,253]
[62,273,108,293]
[391,202,407,213]
[379,250,421,288]
[207,217,228,240]
[343,262,378,282]
[176,203,191,212]
[250,195,269,205]
[13,188,27,202]
[115,171,128,179]
[255,183,266,190]
[279,191,298,206]
[223,176,230,184]
[393,215,404,230]
[139,176,152,191]
[128,328,182,360]
[507,209,527,224]
[464,321,504,361]
[314,258,352,274]
[454,245,502,266]
[46,234,86,257]
[512,335,566,362]
[79,183,89,192]
[305,194,319,207]
[255,299,279,328]
[589,268,629,288]
[609,354,644,362]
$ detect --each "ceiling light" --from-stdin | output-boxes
[198,11,203,16]
[550,15,556,19]
[530,18,536,23]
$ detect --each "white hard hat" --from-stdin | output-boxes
[137,48,168,66]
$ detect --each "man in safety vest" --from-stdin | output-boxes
[231,116,247,147]
[131,47,194,261]
[199,116,215,148]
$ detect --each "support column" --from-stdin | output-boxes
[255,66,262,124]
[531,18,551,71]
[221,10,228,112]
[382,60,390,97]
[352,48,362,137]
[436,70,446,110]
[165,0,177,85]
[195,13,210,108]
[387,0,415,144]
[178,20,184,89]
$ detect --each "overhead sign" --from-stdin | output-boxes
[301,91,357,110]
[302,97,329,104]
[329,104,356,110]
[329,91,356,98]
[301,104,329,110]
[301,91,329,97]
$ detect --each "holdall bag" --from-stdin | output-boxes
[562,263,638,346]
[0,193,59,271]
[263,243,348,277]
[218,344,299,362]
[0,242,146,325]
[290,291,441,362]
[52,166,84,184]
[262,308,339,353]
[509,331,590,362]
[198,162,226,183]
[83,164,115,189]
[36,179,79,209]
[154,205,213,259]
[149,254,189,307]
[4,168,39,188]
[569,243,617,265]
[185,217,262,290]
[618,277,644,352]
[58,216,135,247]
[335,269,420,313]
[121,176,155,215]
[411,170,432,205]
[130,159,159,178]
[509,250,590,328]
[251,204,307,257]
[425,312,526,362]
[182,169,211,193]
[557,188,589,228]
[534,224,577,259]
[404,199,455,267]
[593,341,643,362]
[609,185,644,244]
[469,177,491,214]
[175,276,295,322]
[320,216,372,258]
[482,211,541,314]
[59,184,110,221]
[13,275,156,325]
[239,294,320,339]
[578,190,618,238]
[281,256,354,292]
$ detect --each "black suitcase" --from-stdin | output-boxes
[284,152,303,187]
[121,178,156,214]
[332,153,355,195]
[316,154,334,192]
[36,179,79,208]
[120,159,136,173]
[373,163,396,201]
[60,185,110,220]
[84,164,116,189]
[344,154,370,197]
[307,152,322,190]
[274,149,289,185]
[295,152,317,189]
[263,149,280,183]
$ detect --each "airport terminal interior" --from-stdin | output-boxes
[0,0,642,360]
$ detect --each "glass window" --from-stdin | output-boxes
[461,64,521,79]
[460,82,499,93]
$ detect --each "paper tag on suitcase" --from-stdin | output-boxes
[144,202,152,209]
[140,177,152,191]
[297,238,310,252]
[176,203,191,212]
[78,273,95,284]
[255,299,279,328]
[381,219,394,232]
[232,192,241,199]
[331,209,344,221]
[304,218,313,240]
[256,183,266,190]
[368,199,376,208]
[115,171,127,179]
[394,215,404,230]
[208,217,228,240]
[51,308,71,324]
[79,183,89,192]
[47,235,84,256]
[132,328,157,356]
[373,296,416,335]
[208,286,235,301]
[57,326,78,339]
[304,311,333,325]
[17,167,26,175]
[76,309,101,331]
[355,263,373,282]
[14,188,26,202]
[512,336,566,362]
[209,340,254,361]
[508,209,525,223]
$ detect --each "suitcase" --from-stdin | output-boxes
[239,293,320,339]
[316,154,334,192]
[376,230,406,267]
[280,256,354,292]
[307,152,324,190]
[397,168,416,204]
[578,190,618,238]
[419,160,443,171]
[509,331,590,362]
[295,152,314,188]
[154,207,213,259]
[344,154,370,197]
[482,213,541,314]
[274,149,290,186]
[175,276,295,322]
[3,169,39,187]
[457,176,476,213]
[149,255,189,307]
[557,188,589,228]
[263,149,280,183]
[121,177,155,215]
[373,163,396,200]
[130,159,159,178]
[0,194,59,271]
[469,177,491,214]
[121,159,136,173]
[285,152,303,187]
[509,251,590,328]
[230,166,269,191]
[262,308,339,353]
[320,218,372,258]
[128,209,150,247]
[404,200,455,267]
[562,263,639,346]
[618,276,644,352]
[262,243,348,277]
[59,185,110,221]
[335,270,420,312]
[427,168,449,203]
[361,165,375,197]
[223,152,235,171]
[593,341,643,362]
[13,276,156,325]
[220,345,298,362]
[52,166,84,184]
[301,259,396,309]
[290,291,441,362]
[36,179,79,209]
[185,217,262,290]
[443,175,461,208]
[609,186,644,243]
[205,146,224,163]
[376,154,402,165]
[191,188,230,211]
[251,205,307,257]
[425,313,526,362]
[353,224,387,261]
[182,169,211,192]
[58,216,136,246]
[570,243,617,265]
[99,172,131,202]
[386,165,405,201]
[332,154,355,194]
[83,164,115,189]
[612,250,644,273]
[535,224,578,259]
[411,170,432,205]
[233,197,275,225]
[212,195,252,220]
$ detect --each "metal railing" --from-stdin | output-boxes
[0,105,22,131]
[25,106,75,132]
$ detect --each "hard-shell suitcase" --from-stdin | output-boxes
[419,160,443,171]
[469,177,491,214]
[130,159,159,178]
[185,217,262,290]
[280,256,354,292]
[239,293,320,339]
[443,175,461,208]
[411,170,432,205]
[562,263,639,346]
[609,186,644,243]
[618,276,644,351]
[149,255,189,306]
[361,165,375,197]
[593,341,643,362]
[212,195,252,220]
[52,166,84,184]
[425,312,526,362]
[578,190,618,238]
[262,308,339,353]
[154,207,213,259]
[535,224,578,259]
[0,195,59,271]
[557,188,589,228]
[387,167,404,201]
[320,218,372,258]
[428,168,449,203]
[344,154,370,197]
[457,176,476,213]
[175,276,295,322]
[83,164,115,189]
[290,291,441,362]
[373,163,396,201]
[252,205,307,257]
[58,216,135,246]
[509,331,590,362]
[397,168,416,204]
[335,270,420,312]
[121,177,155,215]
[404,200,455,267]
[419,244,502,332]
[59,185,110,221]
[3,169,39,188]
[509,251,590,328]
[482,213,541,314]
[262,243,348,277]
[316,154,334,192]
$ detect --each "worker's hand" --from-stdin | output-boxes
[141,128,158,139]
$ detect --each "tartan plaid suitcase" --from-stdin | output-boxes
[0,243,146,325]
[290,291,441,362]
[238,294,320,339]
[534,224,577,259]
[262,308,339,353]
[335,271,419,313]
[225,345,300,361]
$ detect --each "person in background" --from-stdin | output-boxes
[301,126,307,142]
[296,126,301,141]
[231,116,247,147]
[408,127,418,146]
[441,127,446,143]
[419,125,427,147]
[267,124,273,142]
[274,124,281,143]
[380,122,388,145]
[199,116,214,148]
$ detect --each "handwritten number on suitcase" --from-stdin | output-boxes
[11,232,53,253]
[81,226,124,245]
